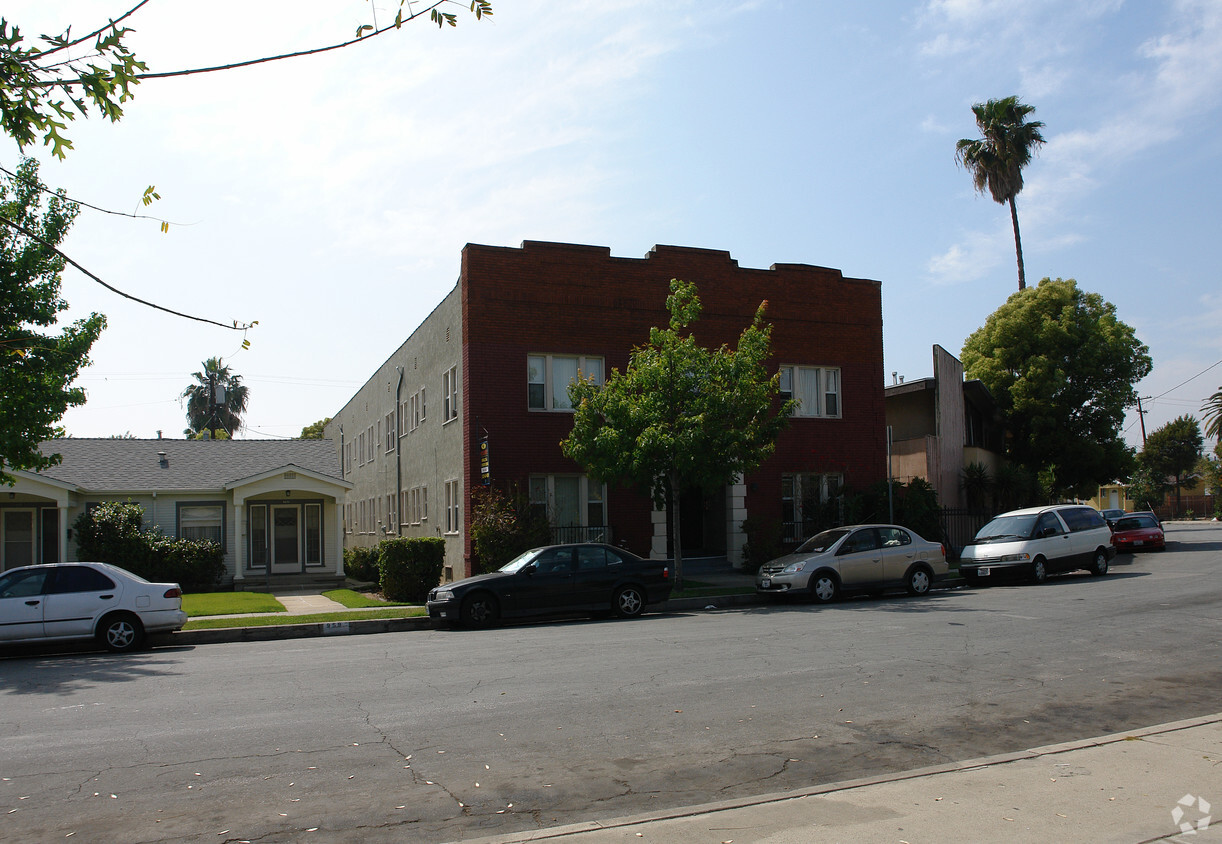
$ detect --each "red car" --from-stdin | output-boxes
[1110,512,1165,552]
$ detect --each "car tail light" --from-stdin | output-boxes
[662,567,669,580]
[940,544,946,558]
[163,587,182,599]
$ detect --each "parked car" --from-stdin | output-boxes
[755,524,948,603]
[0,562,187,653]
[1101,508,1126,525]
[427,543,672,627]
[1110,511,1166,552]
[959,504,1115,585]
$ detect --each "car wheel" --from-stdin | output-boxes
[809,573,838,603]
[98,613,145,653]
[460,592,500,628]
[613,585,645,618]
[1029,558,1048,585]
[905,566,933,596]
[1090,548,1109,576]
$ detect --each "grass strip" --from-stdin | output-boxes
[183,592,284,617]
[322,588,412,608]
[183,606,427,630]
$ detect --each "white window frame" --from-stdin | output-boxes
[443,366,459,423]
[779,365,842,418]
[444,479,461,534]
[528,474,608,532]
[527,354,605,412]
[385,411,396,452]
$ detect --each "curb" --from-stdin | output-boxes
[447,713,1222,844]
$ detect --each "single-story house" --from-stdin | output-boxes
[2,438,351,589]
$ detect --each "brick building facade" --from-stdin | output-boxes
[326,240,885,579]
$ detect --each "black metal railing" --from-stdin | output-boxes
[550,525,613,545]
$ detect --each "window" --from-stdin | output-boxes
[250,505,268,567]
[528,474,608,541]
[781,473,844,542]
[385,412,396,452]
[406,387,426,432]
[444,479,461,533]
[304,503,323,565]
[179,504,224,545]
[49,566,115,593]
[357,432,365,465]
[779,366,842,418]
[404,485,428,524]
[528,355,604,411]
[367,425,375,461]
[443,366,459,423]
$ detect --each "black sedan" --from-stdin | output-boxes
[427,543,672,627]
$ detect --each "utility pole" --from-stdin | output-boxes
[1136,396,1149,446]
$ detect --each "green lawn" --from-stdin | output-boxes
[183,607,427,630]
[182,592,285,617]
[322,589,413,608]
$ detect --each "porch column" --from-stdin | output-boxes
[232,498,245,585]
[58,504,70,562]
[725,474,747,570]
[333,502,344,578]
[649,503,668,560]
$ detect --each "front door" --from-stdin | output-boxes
[2,510,36,571]
[271,506,302,574]
[835,527,883,587]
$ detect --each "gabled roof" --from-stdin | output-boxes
[34,439,344,492]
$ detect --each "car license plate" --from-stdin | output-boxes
[761,578,771,588]
[977,567,991,576]
[1134,540,1143,546]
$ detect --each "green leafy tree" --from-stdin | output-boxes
[1,2,493,159]
[562,279,794,587]
[1203,386,1222,444]
[181,357,249,438]
[961,278,1152,498]
[1141,415,1203,515]
[1,158,105,483]
[1126,462,1166,513]
[469,485,552,574]
[299,417,332,439]
[956,96,1046,291]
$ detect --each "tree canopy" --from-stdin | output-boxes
[1203,386,1222,444]
[1,158,105,483]
[1141,414,1203,513]
[181,357,249,439]
[562,279,793,584]
[956,96,1046,290]
[299,417,332,439]
[961,277,1150,498]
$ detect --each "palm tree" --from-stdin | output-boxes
[181,357,249,438]
[1203,386,1222,443]
[956,96,1046,291]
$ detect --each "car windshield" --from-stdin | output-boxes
[973,514,1038,543]
[795,528,850,554]
[498,548,544,573]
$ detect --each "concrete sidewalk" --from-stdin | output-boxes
[452,715,1222,844]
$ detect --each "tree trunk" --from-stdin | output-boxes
[1009,195,1026,291]
[669,471,684,592]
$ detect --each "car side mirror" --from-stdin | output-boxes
[522,563,537,575]
[1041,527,1057,538]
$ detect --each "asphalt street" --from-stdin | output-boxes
[2,522,1219,843]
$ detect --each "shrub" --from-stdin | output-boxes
[378,537,445,603]
[469,485,551,574]
[740,517,782,572]
[72,501,224,591]
[344,545,380,582]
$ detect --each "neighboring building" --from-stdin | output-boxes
[326,240,887,579]
[884,345,1005,509]
[2,439,351,588]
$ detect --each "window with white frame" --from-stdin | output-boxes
[442,366,458,423]
[367,425,375,461]
[528,474,607,541]
[178,503,224,544]
[527,355,604,411]
[779,366,841,418]
[357,432,365,465]
[781,472,844,541]
[444,479,461,533]
[408,387,426,431]
[385,412,396,451]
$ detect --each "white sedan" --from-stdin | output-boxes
[0,562,188,653]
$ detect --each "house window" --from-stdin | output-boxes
[527,354,604,411]
[528,474,608,542]
[442,366,458,423]
[250,505,268,567]
[779,366,842,418]
[444,479,460,534]
[305,504,322,565]
[781,473,844,542]
[385,412,396,451]
[367,425,375,461]
[179,503,224,545]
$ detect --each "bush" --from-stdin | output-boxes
[469,485,551,574]
[72,501,224,592]
[378,537,445,603]
[740,517,782,572]
[344,545,380,582]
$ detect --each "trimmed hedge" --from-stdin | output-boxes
[377,537,445,603]
[72,501,225,592]
[343,545,379,583]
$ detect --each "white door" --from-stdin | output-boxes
[271,506,302,574]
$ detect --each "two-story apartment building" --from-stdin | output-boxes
[326,240,887,579]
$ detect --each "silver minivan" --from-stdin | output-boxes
[959,504,1115,585]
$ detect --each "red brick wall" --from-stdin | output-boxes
[459,241,886,572]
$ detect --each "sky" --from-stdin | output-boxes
[7,0,1222,449]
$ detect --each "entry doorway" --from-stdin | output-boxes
[271,505,302,574]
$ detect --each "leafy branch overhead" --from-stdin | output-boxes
[1,1,493,159]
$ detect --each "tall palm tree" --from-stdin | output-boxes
[1204,386,1222,443]
[956,96,1046,291]
[181,357,249,438]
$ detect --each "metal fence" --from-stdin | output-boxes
[938,507,993,561]
[549,525,613,545]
